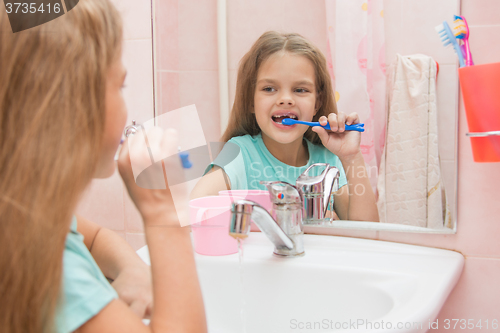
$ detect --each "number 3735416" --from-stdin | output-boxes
[5,2,61,14]
[443,319,498,330]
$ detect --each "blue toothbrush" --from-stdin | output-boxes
[435,21,465,67]
[281,118,365,132]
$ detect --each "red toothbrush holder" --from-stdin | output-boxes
[459,62,500,162]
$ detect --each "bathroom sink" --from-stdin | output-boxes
[137,233,463,333]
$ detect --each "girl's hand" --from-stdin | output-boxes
[117,127,188,227]
[312,112,362,162]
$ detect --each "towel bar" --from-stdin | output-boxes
[466,131,500,137]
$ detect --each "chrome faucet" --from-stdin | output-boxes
[229,181,304,257]
[296,163,340,225]
[228,164,339,256]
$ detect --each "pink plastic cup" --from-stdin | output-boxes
[189,196,244,255]
[218,190,272,232]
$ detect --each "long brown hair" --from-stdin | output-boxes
[0,1,122,332]
[222,31,337,144]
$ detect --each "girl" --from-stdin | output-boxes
[191,31,378,222]
[0,1,206,333]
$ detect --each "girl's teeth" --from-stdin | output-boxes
[271,115,297,124]
[272,114,297,124]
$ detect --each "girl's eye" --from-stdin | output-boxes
[263,86,275,92]
[295,88,309,93]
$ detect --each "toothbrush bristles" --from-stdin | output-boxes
[436,24,453,48]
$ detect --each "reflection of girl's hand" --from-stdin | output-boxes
[117,127,187,226]
[312,112,361,162]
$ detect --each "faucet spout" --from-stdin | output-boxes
[230,200,293,250]
[229,199,304,257]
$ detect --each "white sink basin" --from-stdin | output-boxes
[137,233,463,333]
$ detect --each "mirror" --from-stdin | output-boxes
[151,0,459,233]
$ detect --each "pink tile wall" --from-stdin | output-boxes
[226,0,327,112]
[155,0,220,143]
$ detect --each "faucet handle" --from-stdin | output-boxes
[296,163,340,222]
[296,163,332,189]
[299,162,329,178]
[260,181,302,205]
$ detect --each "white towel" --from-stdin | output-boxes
[377,54,450,228]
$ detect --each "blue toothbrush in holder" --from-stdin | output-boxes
[435,21,466,68]
[281,118,365,132]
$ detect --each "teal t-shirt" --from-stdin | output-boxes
[205,133,347,190]
[55,216,118,333]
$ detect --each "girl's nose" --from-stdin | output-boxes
[277,94,294,106]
